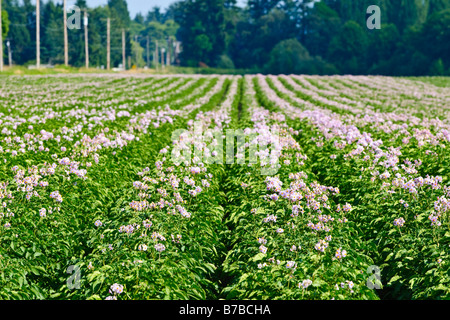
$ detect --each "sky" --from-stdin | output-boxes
[59,0,247,18]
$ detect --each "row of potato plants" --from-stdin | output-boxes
[58,76,237,300]
[219,76,379,300]
[256,74,450,299]
[0,75,231,299]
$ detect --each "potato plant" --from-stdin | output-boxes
[0,74,448,300]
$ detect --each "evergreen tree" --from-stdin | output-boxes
[387,0,422,31]
[3,0,29,64]
[174,0,226,67]
[1,5,9,38]
[428,0,450,15]
[327,20,369,74]
[264,38,312,74]
[418,8,450,68]
[108,0,130,25]
[248,0,280,19]
[41,1,63,65]
[107,0,131,68]
[0,0,447,76]
[146,6,163,23]
[304,1,341,58]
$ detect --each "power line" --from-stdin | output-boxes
[2,5,162,70]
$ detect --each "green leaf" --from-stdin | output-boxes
[388,275,401,285]
[251,253,266,262]
[312,279,326,287]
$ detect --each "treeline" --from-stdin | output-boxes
[0,0,179,68]
[1,0,450,76]
[175,0,450,76]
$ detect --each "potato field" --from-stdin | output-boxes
[0,74,449,300]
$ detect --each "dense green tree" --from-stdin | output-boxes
[265,38,338,75]
[367,23,400,66]
[41,1,63,65]
[429,58,446,76]
[295,0,315,43]
[174,0,226,67]
[222,0,242,54]
[106,0,132,68]
[216,53,235,69]
[0,0,449,76]
[146,6,163,23]
[163,3,179,22]
[1,3,10,65]
[135,13,179,67]
[304,2,341,58]
[264,38,312,74]
[3,0,29,65]
[327,20,369,74]
[386,0,424,31]
[418,8,450,68]
[87,7,109,68]
[428,0,450,15]
[1,7,9,38]
[230,8,296,69]
[323,0,367,24]
[20,0,39,65]
[224,0,238,9]
[248,0,280,19]
[131,39,145,67]
[227,16,252,68]
[108,0,130,25]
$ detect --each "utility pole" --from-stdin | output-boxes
[134,35,138,68]
[101,17,114,70]
[0,0,3,72]
[161,47,165,69]
[63,0,68,66]
[6,40,11,67]
[166,38,171,67]
[155,40,158,70]
[107,17,110,70]
[174,41,180,66]
[146,36,149,67]
[36,0,40,68]
[122,28,126,71]
[84,10,89,69]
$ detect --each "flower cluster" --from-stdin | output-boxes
[393,217,405,227]
[334,247,347,259]
[298,279,313,289]
[106,283,124,300]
